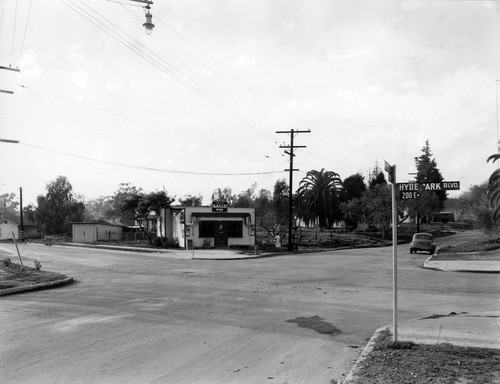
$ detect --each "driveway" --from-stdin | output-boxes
[0,232,497,384]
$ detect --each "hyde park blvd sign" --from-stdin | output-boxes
[399,181,460,199]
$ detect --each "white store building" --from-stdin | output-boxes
[159,204,255,249]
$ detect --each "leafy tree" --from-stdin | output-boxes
[85,196,114,221]
[0,192,19,212]
[361,183,393,238]
[23,204,37,224]
[220,187,235,205]
[253,188,277,238]
[234,183,257,208]
[254,188,272,217]
[34,176,85,235]
[273,179,291,230]
[179,194,203,206]
[368,163,387,190]
[405,140,446,229]
[341,173,366,230]
[343,173,366,200]
[340,197,364,232]
[454,181,499,235]
[110,183,175,245]
[253,181,291,240]
[106,183,142,225]
[296,169,344,229]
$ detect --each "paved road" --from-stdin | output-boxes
[0,232,498,384]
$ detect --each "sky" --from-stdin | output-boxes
[1,0,500,206]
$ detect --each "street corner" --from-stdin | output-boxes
[0,277,74,297]
[343,325,389,384]
[421,254,500,273]
[396,312,500,350]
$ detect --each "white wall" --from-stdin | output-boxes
[0,221,19,240]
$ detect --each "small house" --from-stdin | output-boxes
[0,211,40,240]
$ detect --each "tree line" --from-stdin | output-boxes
[6,140,498,241]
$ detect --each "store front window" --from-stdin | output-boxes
[199,220,243,238]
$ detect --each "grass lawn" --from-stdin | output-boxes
[347,329,500,384]
[0,259,69,291]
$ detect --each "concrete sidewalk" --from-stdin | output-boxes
[57,242,280,260]
[396,311,500,349]
[59,242,500,268]
[423,253,500,272]
[344,312,500,383]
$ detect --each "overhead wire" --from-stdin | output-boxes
[17,141,284,176]
[10,0,18,57]
[154,12,313,134]
[63,0,277,143]
[18,0,33,63]
[0,1,5,45]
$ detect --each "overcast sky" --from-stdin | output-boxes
[1,0,499,206]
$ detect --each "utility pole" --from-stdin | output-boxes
[276,129,310,251]
[20,187,25,242]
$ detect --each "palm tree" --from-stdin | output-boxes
[296,169,344,229]
[487,154,500,221]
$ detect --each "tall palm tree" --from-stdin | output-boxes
[487,154,500,221]
[296,169,344,229]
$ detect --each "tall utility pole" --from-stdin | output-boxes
[20,187,25,242]
[276,129,310,251]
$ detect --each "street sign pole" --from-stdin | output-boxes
[392,165,398,343]
[385,161,398,343]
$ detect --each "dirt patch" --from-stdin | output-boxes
[0,261,69,290]
[286,315,341,336]
[350,329,500,383]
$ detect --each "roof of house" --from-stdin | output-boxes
[70,222,127,228]
[0,211,36,226]
[0,211,20,225]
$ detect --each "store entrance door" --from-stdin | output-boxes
[214,222,228,247]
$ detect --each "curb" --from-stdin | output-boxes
[0,277,74,297]
[343,325,388,384]
[57,243,169,254]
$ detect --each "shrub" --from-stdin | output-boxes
[152,237,163,247]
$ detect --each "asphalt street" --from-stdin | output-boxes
[0,232,498,384]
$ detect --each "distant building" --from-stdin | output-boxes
[0,211,40,240]
[71,222,126,243]
[158,205,255,249]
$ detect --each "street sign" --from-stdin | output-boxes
[384,161,395,183]
[398,181,460,199]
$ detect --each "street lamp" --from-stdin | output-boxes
[130,0,155,35]
[143,5,155,35]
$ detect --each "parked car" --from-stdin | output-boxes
[409,233,436,254]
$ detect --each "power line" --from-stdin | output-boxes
[12,141,284,176]
[63,0,276,143]
[18,0,33,62]
[11,0,18,56]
